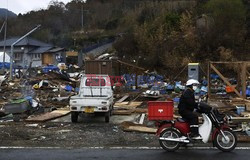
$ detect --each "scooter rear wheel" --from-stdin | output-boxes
[159,128,181,152]
[214,128,237,152]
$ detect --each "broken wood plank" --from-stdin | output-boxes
[231,117,250,123]
[247,70,250,78]
[139,113,145,124]
[26,110,70,122]
[114,102,143,110]
[237,135,250,142]
[240,112,250,117]
[117,95,129,103]
[113,109,134,115]
[241,62,247,99]
[125,126,157,134]
[210,64,242,98]
[115,102,143,106]
[120,121,156,134]
[231,98,250,103]
[246,103,250,111]
[128,92,143,104]
[134,108,148,114]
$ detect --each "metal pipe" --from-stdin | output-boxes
[9,25,41,80]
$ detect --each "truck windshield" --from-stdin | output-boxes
[85,78,106,86]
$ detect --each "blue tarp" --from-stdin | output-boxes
[42,65,59,73]
[247,86,250,97]
[65,85,73,92]
[173,97,180,103]
[124,74,164,87]
[210,74,220,79]
[0,62,10,69]
[202,80,208,86]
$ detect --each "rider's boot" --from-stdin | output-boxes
[190,126,202,140]
[190,133,202,140]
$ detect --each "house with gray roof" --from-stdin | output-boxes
[0,37,65,68]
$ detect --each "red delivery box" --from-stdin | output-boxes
[147,101,174,121]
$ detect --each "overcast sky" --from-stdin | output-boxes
[0,0,72,14]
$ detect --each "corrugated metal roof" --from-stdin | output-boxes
[28,46,53,54]
[0,37,52,47]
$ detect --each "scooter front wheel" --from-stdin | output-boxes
[214,129,237,152]
[159,128,181,152]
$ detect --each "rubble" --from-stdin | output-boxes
[0,67,79,122]
[0,57,249,147]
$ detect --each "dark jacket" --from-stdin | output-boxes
[178,88,198,113]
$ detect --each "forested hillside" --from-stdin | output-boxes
[0,0,249,73]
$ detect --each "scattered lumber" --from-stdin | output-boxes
[128,92,143,104]
[121,121,157,134]
[240,112,250,117]
[141,94,163,99]
[237,135,250,142]
[246,103,250,111]
[231,98,250,103]
[117,94,129,103]
[139,113,145,124]
[26,109,70,122]
[230,117,250,123]
[113,109,134,115]
[134,108,148,114]
[125,126,157,134]
[114,101,143,110]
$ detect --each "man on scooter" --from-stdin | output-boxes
[178,79,202,140]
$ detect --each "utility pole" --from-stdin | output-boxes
[2,0,9,72]
[81,0,87,30]
[2,5,8,72]
[81,5,83,30]
[9,25,41,80]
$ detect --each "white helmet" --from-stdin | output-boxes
[186,79,199,86]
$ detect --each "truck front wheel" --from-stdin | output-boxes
[71,112,79,123]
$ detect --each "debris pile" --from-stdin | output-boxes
[0,64,81,122]
[0,56,250,143]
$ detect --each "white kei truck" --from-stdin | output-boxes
[69,74,114,123]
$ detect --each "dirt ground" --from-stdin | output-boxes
[0,114,158,148]
[1,102,250,148]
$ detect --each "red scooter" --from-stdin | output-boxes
[154,103,237,152]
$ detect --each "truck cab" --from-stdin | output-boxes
[70,74,113,123]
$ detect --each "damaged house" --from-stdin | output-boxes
[0,37,66,68]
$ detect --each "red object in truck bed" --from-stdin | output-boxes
[147,101,174,121]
